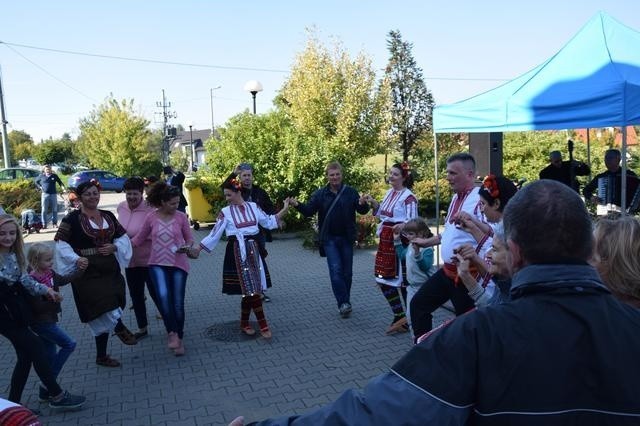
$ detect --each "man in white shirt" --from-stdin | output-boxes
[409,153,491,341]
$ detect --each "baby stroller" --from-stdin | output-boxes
[21,209,43,234]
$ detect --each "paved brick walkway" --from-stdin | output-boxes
[1,199,452,425]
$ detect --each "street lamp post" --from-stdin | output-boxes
[210,85,221,136]
[243,80,263,114]
[188,122,194,171]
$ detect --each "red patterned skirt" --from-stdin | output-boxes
[374,223,400,279]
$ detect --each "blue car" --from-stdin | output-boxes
[67,170,126,192]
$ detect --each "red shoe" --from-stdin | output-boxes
[260,328,272,339]
[241,326,256,336]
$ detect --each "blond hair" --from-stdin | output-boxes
[0,214,27,272]
[593,216,640,302]
[325,161,342,174]
[27,242,54,271]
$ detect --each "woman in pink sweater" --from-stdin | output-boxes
[117,177,158,339]
[131,182,194,356]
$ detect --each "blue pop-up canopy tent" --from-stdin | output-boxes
[432,11,640,211]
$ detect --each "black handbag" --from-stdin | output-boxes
[0,279,33,327]
[316,186,346,258]
[314,235,326,257]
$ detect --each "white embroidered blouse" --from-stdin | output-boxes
[199,202,280,261]
[374,188,418,235]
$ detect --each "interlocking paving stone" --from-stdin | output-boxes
[2,194,455,425]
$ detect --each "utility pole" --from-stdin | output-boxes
[0,67,11,168]
[210,86,221,137]
[155,89,177,165]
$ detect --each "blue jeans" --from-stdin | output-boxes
[323,236,354,306]
[148,265,188,338]
[30,322,76,379]
[41,193,58,226]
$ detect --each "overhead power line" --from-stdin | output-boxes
[0,40,510,82]
[3,44,97,101]
[0,41,290,74]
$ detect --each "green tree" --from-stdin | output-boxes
[503,130,614,188]
[33,139,74,165]
[207,109,379,208]
[384,30,435,161]
[278,31,387,161]
[77,97,161,176]
[7,130,35,165]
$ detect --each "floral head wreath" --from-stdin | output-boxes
[75,179,102,196]
[400,161,411,177]
[230,178,242,191]
[482,175,500,199]
[90,179,102,191]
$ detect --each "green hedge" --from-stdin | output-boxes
[0,180,40,216]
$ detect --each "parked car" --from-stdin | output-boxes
[18,159,42,170]
[67,170,126,192]
[0,167,40,183]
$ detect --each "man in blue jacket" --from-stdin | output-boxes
[35,164,65,228]
[231,179,640,425]
[289,162,370,318]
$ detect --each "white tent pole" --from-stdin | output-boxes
[586,128,592,182]
[434,131,441,266]
[622,126,628,214]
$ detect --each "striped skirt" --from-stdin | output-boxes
[222,236,272,295]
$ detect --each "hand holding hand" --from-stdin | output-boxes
[412,237,429,248]
[76,257,89,270]
[187,246,201,259]
[361,194,375,204]
[455,244,477,261]
[287,197,299,207]
[46,288,62,302]
[392,223,404,240]
[454,254,470,275]
[97,244,116,256]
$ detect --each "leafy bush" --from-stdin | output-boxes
[413,178,452,221]
[356,214,378,248]
[0,180,40,216]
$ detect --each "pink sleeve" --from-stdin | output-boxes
[131,213,153,247]
[180,213,193,245]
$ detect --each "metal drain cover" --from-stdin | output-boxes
[204,321,258,342]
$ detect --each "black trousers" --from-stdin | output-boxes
[409,268,475,340]
[125,266,158,329]
[0,325,63,403]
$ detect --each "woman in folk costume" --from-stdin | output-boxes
[363,162,418,334]
[193,178,290,339]
[54,180,136,368]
